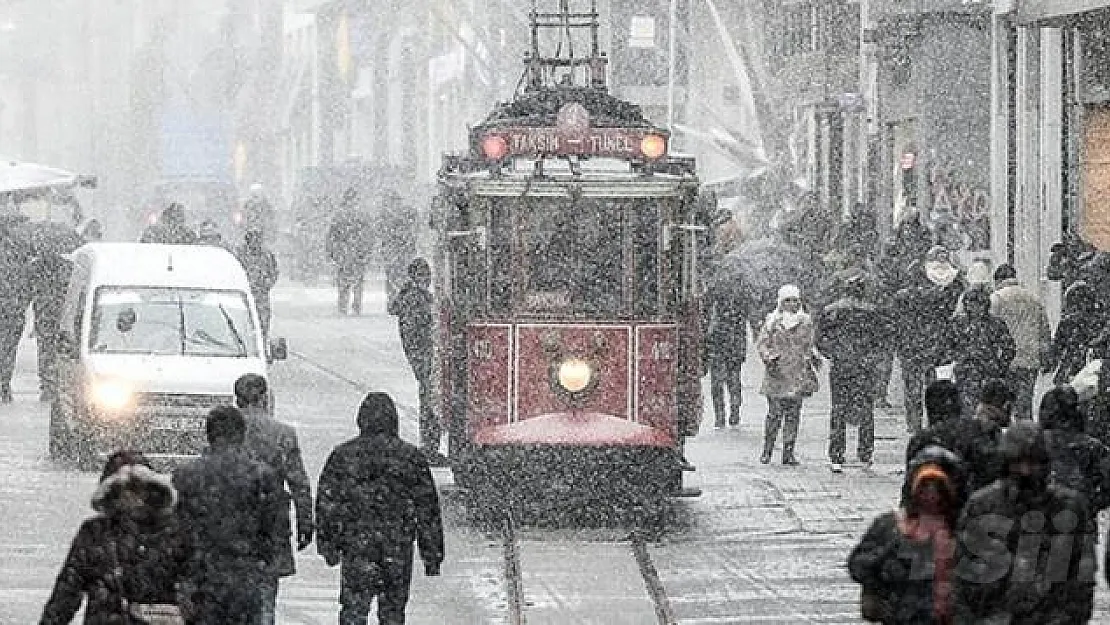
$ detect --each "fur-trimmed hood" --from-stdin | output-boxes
[91,463,177,517]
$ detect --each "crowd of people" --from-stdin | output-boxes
[39,381,444,625]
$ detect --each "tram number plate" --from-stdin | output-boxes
[152,417,205,432]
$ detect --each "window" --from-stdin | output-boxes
[516,197,626,316]
[90,287,259,357]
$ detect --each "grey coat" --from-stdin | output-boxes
[242,405,314,578]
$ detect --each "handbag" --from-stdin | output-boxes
[106,540,186,625]
[859,586,892,622]
[798,359,820,397]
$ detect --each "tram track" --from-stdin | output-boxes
[500,514,678,625]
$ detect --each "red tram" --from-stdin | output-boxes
[433,1,712,499]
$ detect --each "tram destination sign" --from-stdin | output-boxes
[478,126,668,160]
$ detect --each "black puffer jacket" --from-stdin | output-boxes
[40,465,187,625]
[1047,282,1104,384]
[316,393,444,568]
[945,288,1016,385]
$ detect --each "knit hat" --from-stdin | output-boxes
[777,284,801,304]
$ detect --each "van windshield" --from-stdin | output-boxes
[89,287,259,357]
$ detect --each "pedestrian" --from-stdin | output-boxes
[1046,281,1103,385]
[963,378,1011,494]
[173,406,284,625]
[196,220,231,250]
[30,249,74,402]
[326,189,375,316]
[905,380,1000,505]
[40,451,188,625]
[893,245,965,434]
[236,374,314,625]
[945,286,1016,416]
[242,184,277,240]
[1039,384,1110,516]
[849,445,964,624]
[236,230,279,342]
[952,421,1097,624]
[990,264,1051,420]
[704,278,751,428]
[80,219,103,242]
[1046,232,1097,291]
[387,259,443,463]
[817,273,888,472]
[140,203,197,245]
[316,392,445,625]
[756,284,820,465]
[0,215,32,403]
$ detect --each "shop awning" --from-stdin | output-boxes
[1015,0,1110,23]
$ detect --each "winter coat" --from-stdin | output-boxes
[172,447,284,588]
[235,245,279,301]
[387,281,434,377]
[952,480,1096,624]
[325,213,375,271]
[315,398,444,569]
[704,283,751,370]
[0,221,32,307]
[1048,283,1103,384]
[990,279,1051,370]
[30,253,73,335]
[756,311,817,399]
[893,266,965,366]
[241,405,314,578]
[945,314,1016,386]
[40,465,188,625]
[1037,397,1110,514]
[850,447,964,625]
[816,296,889,368]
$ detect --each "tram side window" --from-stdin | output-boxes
[489,199,512,315]
[520,198,624,315]
[633,200,660,317]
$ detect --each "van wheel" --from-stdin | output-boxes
[48,403,74,464]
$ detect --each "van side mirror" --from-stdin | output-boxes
[269,337,288,362]
[58,332,80,360]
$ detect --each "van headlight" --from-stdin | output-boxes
[557,358,594,394]
[89,380,133,412]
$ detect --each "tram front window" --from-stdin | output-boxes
[519,198,624,315]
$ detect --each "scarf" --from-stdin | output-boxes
[925,261,958,287]
[895,509,955,623]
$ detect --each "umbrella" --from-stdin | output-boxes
[711,237,823,320]
[0,159,97,195]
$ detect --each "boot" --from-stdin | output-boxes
[760,434,775,464]
[782,442,799,465]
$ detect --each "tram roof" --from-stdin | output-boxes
[439,169,698,199]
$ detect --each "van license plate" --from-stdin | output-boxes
[152,417,205,431]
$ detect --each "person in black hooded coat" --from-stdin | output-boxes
[316,392,444,625]
[40,451,188,625]
[1046,281,1104,385]
[945,286,1016,417]
[1039,384,1110,516]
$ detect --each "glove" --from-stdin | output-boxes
[318,543,341,567]
[297,527,314,551]
[425,561,441,577]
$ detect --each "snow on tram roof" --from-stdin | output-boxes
[73,242,251,291]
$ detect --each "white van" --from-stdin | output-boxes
[49,243,286,467]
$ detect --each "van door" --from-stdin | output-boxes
[54,263,89,419]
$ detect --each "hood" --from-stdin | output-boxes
[1064,281,1098,315]
[962,286,992,318]
[903,445,966,515]
[91,463,177,518]
[87,354,266,396]
[1039,385,1084,433]
[357,392,399,437]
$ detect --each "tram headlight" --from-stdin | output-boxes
[481,135,509,161]
[89,380,133,413]
[641,134,667,160]
[557,358,594,394]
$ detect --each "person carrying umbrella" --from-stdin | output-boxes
[0,215,32,403]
